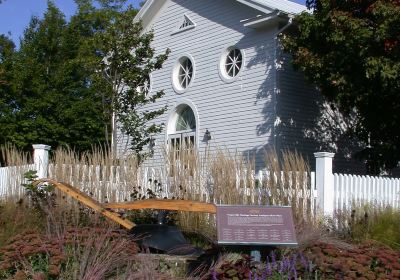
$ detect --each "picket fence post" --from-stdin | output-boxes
[314,152,335,217]
[32,144,51,179]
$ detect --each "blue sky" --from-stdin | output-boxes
[0,0,306,48]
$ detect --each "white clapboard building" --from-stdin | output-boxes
[117,0,363,173]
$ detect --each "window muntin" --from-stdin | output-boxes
[168,104,197,176]
[172,56,195,93]
[178,57,193,89]
[179,15,195,29]
[175,105,196,131]
[219,46,244,83]
[172,15,196,35]
[225,48,243,78]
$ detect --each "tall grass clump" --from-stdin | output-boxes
[263,150,315,230]
[49,146,141,204]
[0,144,31,167]
[0,144,316,240]
[337,204,400,249]
[163,146,256,236]
[0,198,46,248]
[162,146,314,237]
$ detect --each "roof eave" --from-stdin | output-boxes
[134,0,153,22]
[134,0,169,32]
[236,0,307,16]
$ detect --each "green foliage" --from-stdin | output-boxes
[281,0,400,173]
[0,1,169,157]
[22,170,55,212]
[93,4,170,159]
[126,179,178,225]
[0,2,110,153]
[347,205,400,249]
[29,253,50,275]
[0,35,15,143]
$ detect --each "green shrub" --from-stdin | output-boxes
[367,207,400,249]
[345,205,400,249]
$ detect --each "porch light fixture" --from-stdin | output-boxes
[204,129,212,142]
[149,137,155,155]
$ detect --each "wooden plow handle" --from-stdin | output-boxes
[104,199,217,214]
[33,179,135,230]
[33,179,217,230]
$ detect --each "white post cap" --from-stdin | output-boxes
[314,152,335,158]
[32,144,51,151]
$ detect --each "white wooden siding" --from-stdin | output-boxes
[117,0,279,169]
[276,52,368,173]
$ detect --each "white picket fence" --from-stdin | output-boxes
[0,164,35,199]
[334,173,400,212]
[1,145,400,220]
[47,163,173,204]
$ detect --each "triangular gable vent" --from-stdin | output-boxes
[179,15,195,30]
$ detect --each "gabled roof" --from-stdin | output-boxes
[135,0,307,30]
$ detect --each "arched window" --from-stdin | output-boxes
[175,106,196,131]
[168,104,197,173]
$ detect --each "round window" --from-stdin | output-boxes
[219,47,244,82]
[172,56,195,93]
[136,74,151,95]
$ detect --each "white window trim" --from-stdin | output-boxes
[171,54,196,94]
[218,46,245,83]
[165,99,200,149]
[171,14,196,35]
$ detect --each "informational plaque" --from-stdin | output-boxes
[216,205,297,245]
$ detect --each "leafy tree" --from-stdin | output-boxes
[281,0,400,174]
[0,2,108,153]
[0,0,168,158]
[0,35,16,142]
[93,4,169,159]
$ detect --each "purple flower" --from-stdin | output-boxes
[212,270,218,280]
[262,260,272,279]
[281,257,291,274]
[299,253,309,270]
[289,253,298,280]
[270,251,277,269]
